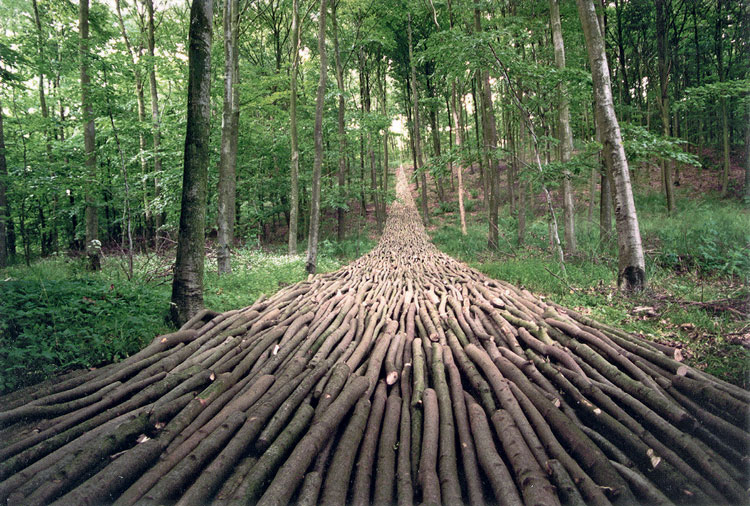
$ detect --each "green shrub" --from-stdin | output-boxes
[0,278,169,392]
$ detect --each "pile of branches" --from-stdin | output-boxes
[1,169,747,505]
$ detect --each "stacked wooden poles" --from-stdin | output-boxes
[0,168,748,505]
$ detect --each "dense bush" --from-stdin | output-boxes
[0,279,168,392]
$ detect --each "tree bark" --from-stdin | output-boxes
[407,13,428,226]
[331,1,347,241]
[577,0,645,291]
[655,0,675,214]
[144,0,164,242]
[0,98,7,268]
[288,0,300,255]
[550,0,577,254]
[170,0,213,326]
[218,0,240,274]
[79,0,100,270]
[305,0,327,274]
[474,0,500,250]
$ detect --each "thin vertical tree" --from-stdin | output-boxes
[331,0,347,241]
[0,97,7,268]
[305,0,328,274]
[550,0,577,253]
[655,0,675,214]
[145,0,164,242]
[79,0,100,270]
[577,0,646,291]
[408,12,429,226]
[170,0,214,325]
[218,0,240,274]
[473,0,499,250]
[288,0,300,255]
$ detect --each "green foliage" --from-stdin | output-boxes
[0,277,168,393]
[620,123,701,168]
[636,194,750,278]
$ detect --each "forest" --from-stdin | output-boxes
[0,0,748,503]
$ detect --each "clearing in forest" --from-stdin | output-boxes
[0,168,747,505]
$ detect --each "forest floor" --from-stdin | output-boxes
[1,154,747,393]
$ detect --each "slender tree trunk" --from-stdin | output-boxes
[550,0,577,254]
[381,58,389,220]
[0,98,7,268]
[451,83,467,235]
[474,0,499,250]
[217,0,239,274]
[145,0,164,242]
[655,0,675,214]
[80,0,100,270]
[577,0,645,291]
[407,13,428,226]
[305,0,327,274]
[114,0,151,239]
[332,2,347,241]
[288,0,300,255]
[170,0,213,326]
[745,98,750,203]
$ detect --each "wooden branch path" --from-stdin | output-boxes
[0,168,748,505]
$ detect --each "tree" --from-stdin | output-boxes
[170,0,214,326]
[288,0,300,255]
[217,0,240,274]
[305,0,328,274]
[145,0,164,241]
[0,97,7,268]
[79,0,100,271]
[577,0,645,291]
[655,0,675,214]
[407,12,428,227]
[550,0,576,254]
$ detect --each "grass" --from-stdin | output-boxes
[427,190,750,388]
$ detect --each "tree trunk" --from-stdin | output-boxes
[170,0,213,326]
[655,0,675,214]
[305,0,327,274]
[144,0,164,243]
[474,0,499,251]
[407,13,428,226]
[288,0,300,255]
[331,2,347,241]
[550,0,577,254]
[0,98,7,268]
[217,0,240,274]
[451,83,467,235]
[577,0,645,291]
[80,0,100,271]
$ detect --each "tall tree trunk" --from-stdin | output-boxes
[380,58,389,221]
[474,0,499,250]
[288,0,300,254]
[145,0,164,242]
[305,0,327,274]
[114,0,151,239]
[577,0,645,291]
[451,83,467,235]
[170,0,213,326]
[0,98,7,268]
[407,12,428,226]
[217,0,239,274]
[550,0,577,254]
[331,1,347,241]
[715,0,730,196]
[655,0,675,214]
[31,0,57,254]
[80,0,100,271]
